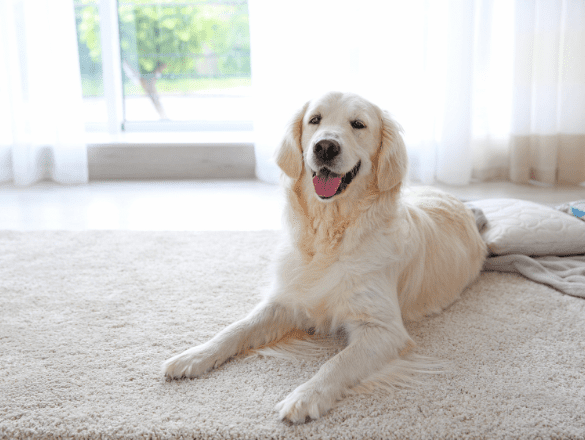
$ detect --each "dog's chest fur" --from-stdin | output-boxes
[275,176,405,332]
[288,171,380,260]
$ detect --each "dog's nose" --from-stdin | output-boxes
[314,139,340,164]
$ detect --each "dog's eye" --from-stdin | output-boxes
[351,120,366,129]
[309,115,321,125]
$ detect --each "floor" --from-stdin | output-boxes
[0,179,583,231]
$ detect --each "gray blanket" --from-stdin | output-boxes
[483,254,585,299]
[467,200,585,299]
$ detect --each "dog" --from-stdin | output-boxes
[162,91,487,423]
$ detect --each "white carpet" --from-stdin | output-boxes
[1,231,584,439]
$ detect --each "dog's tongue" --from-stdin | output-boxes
[313,173,342,198]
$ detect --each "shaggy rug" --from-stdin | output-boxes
[1,231,584,440]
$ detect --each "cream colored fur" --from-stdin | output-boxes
[162,92,487,424]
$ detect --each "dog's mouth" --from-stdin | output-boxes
[311,160,361,199]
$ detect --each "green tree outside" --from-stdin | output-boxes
[74,0,251,97]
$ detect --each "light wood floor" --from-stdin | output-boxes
[0,179,583,231]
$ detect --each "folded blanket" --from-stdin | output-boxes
[483,254,585,299]
[466,199,585,299]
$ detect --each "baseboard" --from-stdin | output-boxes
[87,143,256,180]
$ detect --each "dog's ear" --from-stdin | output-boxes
[377,110,408,192]
[275,101,309,180]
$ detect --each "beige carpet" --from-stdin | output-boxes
[1,231,584,440]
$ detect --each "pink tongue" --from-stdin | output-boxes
[313,175,342,197]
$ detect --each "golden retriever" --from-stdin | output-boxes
[162,91,487,423]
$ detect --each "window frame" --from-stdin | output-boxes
[98,0,124,135]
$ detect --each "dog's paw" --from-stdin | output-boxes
[162,343,218,379]
[275,382,338,424]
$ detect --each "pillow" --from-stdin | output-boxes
[467,198,585,256]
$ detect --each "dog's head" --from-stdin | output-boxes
[276,92,408,202]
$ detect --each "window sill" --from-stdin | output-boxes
[87,131,256,180]
[86,130,254,146]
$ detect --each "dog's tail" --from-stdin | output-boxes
[242,329,449,394]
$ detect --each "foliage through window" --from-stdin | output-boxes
[74,0,251,124]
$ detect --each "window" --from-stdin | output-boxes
[74,0,252,133]
[75,0,107,128]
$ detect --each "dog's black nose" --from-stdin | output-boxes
[314,139,340,164]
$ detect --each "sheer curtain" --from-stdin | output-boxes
[511,0,585,185]
[249,0,585,186]
[0,0,88,186]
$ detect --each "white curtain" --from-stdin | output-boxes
[249,0,585,186]
[0,0,88,186]
[510,0,585,185]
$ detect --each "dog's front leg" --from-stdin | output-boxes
[275,317,413,423]
[162,301,296,379]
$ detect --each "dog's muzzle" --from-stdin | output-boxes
[312,160,361,199]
